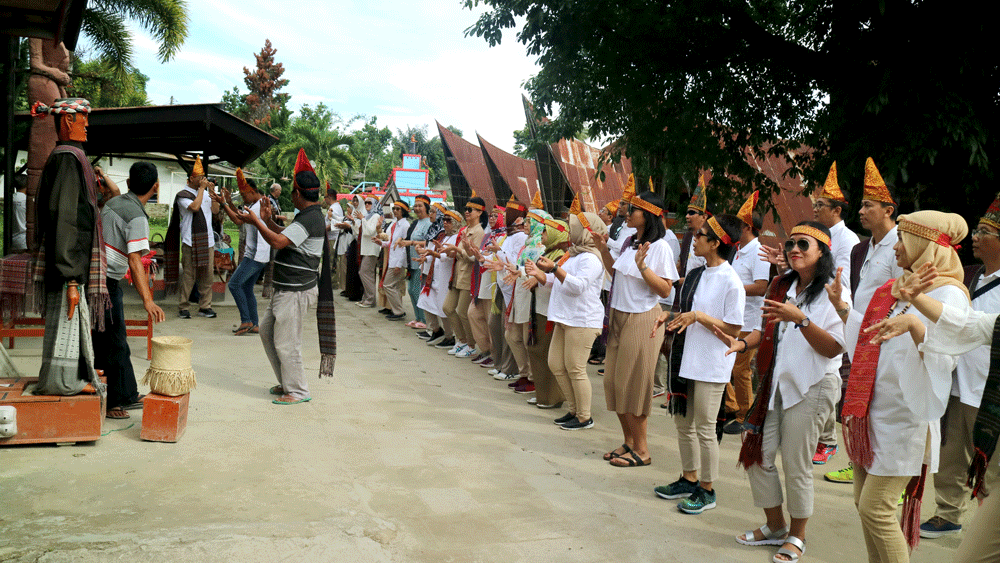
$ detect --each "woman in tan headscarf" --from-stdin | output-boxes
[527,212,609,430]
[827,209,970,561]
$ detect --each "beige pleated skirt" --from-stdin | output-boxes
[604,306,665,417]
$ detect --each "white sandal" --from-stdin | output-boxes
[772,535,806,563]
[736,524,789,546]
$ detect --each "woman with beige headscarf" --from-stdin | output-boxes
[826,210,970,561]
[527,212,609,431]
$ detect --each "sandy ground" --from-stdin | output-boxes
[0,288,975,562]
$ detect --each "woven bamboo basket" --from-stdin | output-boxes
[142,336,196,396]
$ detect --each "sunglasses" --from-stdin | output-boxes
[694,231,711,240]
[784,238,812,253]
[972,229,1000,238]
[686,210,701,216]
[464,208,474,213]
[364,201,372,205]
[443,217,454,222]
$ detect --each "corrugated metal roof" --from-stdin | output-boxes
[550,138,633,213]
[436,121,494,211]
[477,134,540,209]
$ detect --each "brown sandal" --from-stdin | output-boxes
[106,407,130,419]
[234,323,253,336]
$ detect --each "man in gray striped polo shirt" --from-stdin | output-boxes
[96,161,166,419]
[241,168,326,404]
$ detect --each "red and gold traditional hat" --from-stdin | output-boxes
[530,190,544,210]
[191,155,205,178]
[569,192,582,215]
[817,162,847,203]
[470,188,477,198]
[236,168,250,192]
[392,200,410,212]
[506,195,527,212]
[415,194,431,205]
[604,200,620,215]
[689,174,708,213]
[294,148,314,175]
[444,209,463,223]
[543,217,567,232]
[621,173,636,203]
[862,157,894,204]
[736,190,759,227]
[980,193,1000,231]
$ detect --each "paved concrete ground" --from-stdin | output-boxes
[0,289,975,562]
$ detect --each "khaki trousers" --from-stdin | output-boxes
[853,466,912,563]
[359,255,378,306]
[427,313,451,336]
[260,288,317,400]
[490,292,517,374]
[933,396,1000,523]
[954,491,1000,563]
[675,380,727,483]
[747,372,839,518]
[382,267,407,315]
[506,322,530,379]
[443,288,468,344]
[179,243,213,311]
[724,330,758,422]
[526,313,562,406]
[468,298,491,354]
[549,324,600,420]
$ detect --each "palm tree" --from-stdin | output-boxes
[79,0,189,80]
[277,121,357,188]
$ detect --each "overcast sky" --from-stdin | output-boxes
[108,0,539,153]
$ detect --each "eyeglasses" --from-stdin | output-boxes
[972,229,1000,238]
[812,201,831,210]
[784,238,812,253]
[443,217,454,222]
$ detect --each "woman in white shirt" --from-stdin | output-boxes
[719,222,846,563]
[825,210,970,561]
[528,211,609,430]
[654,214,745,514]
[595,191,677,468]
[417,208,461,347]
[867,263,1000,563]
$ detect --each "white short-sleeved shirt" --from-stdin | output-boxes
[243,199,272,263]
[829,220,859,293]
[953,269,1000,407]
[677,262,746,383]
[732,237,771,331]
[177,187,215,247]
[610,238,679,313]
[854,227,903,314]
[383,217,409,269]
[769,278,848,410]
[845,284,968,476]
[547,253,605,329]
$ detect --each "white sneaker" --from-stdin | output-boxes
[448,342,466,356]
[487,368,499,376]
[455,346,475,358]
[494,372,518,381]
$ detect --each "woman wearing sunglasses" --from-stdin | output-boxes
[653,213,744,514]
[714,221,846,563]
[594,191,678,468]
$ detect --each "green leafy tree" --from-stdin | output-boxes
[80,0,189,81]
[347,116,395,187]
[67,54,150,107]
[466,0,997,224]
[391,124,457,187]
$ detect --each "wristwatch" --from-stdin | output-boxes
[794,316,811,329]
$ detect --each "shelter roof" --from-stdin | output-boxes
[549,138,633,213]
[15,104,278,170]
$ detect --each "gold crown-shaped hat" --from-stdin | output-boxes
[817,162,847,203]
[863,158,894,205]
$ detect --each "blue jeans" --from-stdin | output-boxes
[228,258,267,325]
[407,267,425,323]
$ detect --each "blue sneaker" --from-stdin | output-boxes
[654,477,700,500]
[919,516,962,539]
[677,486,716,514]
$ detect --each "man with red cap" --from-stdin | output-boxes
[240,149,336,404]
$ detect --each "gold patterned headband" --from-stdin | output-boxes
[506,200,527,212]
[630,196,663,217]
[576,212,593,233]
[543,217,567,232]
[898,219,959,250]
[393,201,410,212]
[527,211,545,223]
[444,210,463,222]
[789,225,831,247]
[706,216,733,245]
[465,201,484,211]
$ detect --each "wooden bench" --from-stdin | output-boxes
[0,316,153,360]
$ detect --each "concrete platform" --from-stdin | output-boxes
[0,288,972,562]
